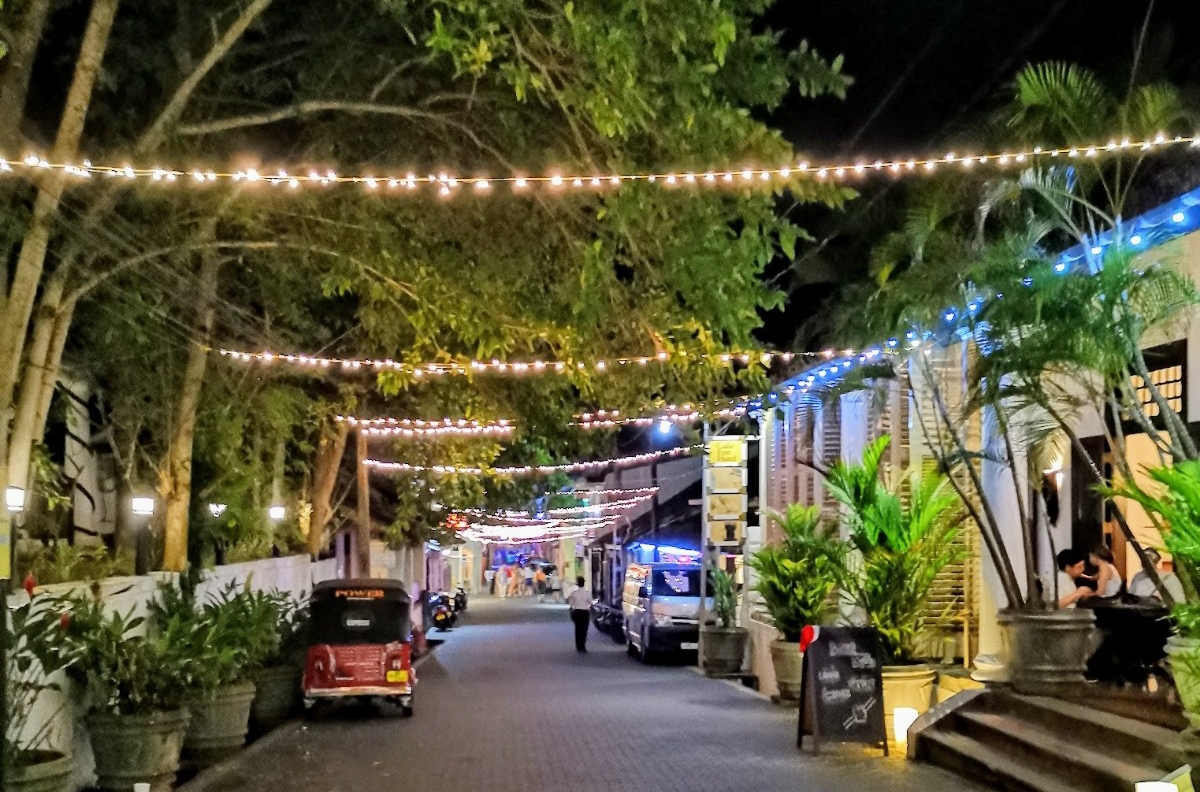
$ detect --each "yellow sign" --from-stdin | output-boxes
[386,670,409,683]
[709,521,744,543]
[0,527,9,580]
[709,492,746,519]
[707,467,745,493]
[707,438,745,466]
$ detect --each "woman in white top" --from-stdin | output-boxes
[1090,546,1123,597]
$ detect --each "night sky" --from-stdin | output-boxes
[756,0,1199,348]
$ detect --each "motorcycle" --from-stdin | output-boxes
[428,591,456,631]
[453,585,468,613]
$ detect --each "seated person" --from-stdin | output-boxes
[1129,548,1186,602]
[1089,544,1123,597]
[1056,548,1095,608]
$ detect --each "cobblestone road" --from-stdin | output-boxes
[189,597,991,792]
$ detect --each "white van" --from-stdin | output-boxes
[622,562,713,662]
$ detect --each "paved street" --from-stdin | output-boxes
[189,598,990,792]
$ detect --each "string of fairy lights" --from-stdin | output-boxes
[364,444,700,477]
[39,129,1178,546]
[4,133,1195,195]
[221,347,802,376]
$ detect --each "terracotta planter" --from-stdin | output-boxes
[1165,635,1200,729]
[86,709,189,792]
[770,640,805,702]
[881,664,936,744]
[184,680,256,766]
[998,607,1097,693]
[700,626,747,676]
[251,665,300,730]
[7,751,73,792]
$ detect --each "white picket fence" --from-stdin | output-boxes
[5,554,338,791]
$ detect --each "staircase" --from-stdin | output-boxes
[911,689,1200,792]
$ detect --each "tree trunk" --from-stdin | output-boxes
[160,253,221,571]
[309,422,349,557]
[355,430,371,577]
[0,0,121,414]
[0,0,54,150]
[6,272,69,491]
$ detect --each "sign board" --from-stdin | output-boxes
[707,438,745,466]
[797,626,888,755]
[708,521,743,544]
[708,492,746,520]
[706,467,746,493]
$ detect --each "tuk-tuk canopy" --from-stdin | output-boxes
[310,578,411,645]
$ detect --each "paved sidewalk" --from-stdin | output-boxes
[187,597,991,792]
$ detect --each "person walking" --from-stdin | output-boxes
[535,566,548,602]
[566,576,591,653]
[523,564,535,596]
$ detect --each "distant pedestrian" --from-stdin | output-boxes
[566,576,591,653]
[507,566,520,597]
[484,568,496,595]
[535,567,548,602]
[523,565,535,596]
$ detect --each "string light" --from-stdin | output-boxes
[337,415,512,428]
[339,415,514,438]
[4,134,1192,196]
[364,445,700,477]
[545,493,656,514]
[220,347,799,377]
[557,486,660,497]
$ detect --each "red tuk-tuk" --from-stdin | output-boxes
[302,578,415,716]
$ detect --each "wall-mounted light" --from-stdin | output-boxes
[268,505,286,521]
[131,496,155,516]
[5,486,26,513]
[209,503,227,518]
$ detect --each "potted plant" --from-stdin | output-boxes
[747,504,844,702]
[700,566,747,676]
[153,580,274,766]
[59,594,205,792]
[249,592,309,731]
[4,578,74,792]
[823,435,965,743]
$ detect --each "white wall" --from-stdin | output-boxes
[6,555,337,791]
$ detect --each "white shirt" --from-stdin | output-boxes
[1097,561,1122,597]
[1057,571,1081,608]
[1130,570,1185,601]
[566,586,592,610]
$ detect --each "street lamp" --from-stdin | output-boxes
[208,503,227,518]
[268,504,285,521]
[131,496,155,574]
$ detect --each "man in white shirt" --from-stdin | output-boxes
[566,576,592,652]
[1056,548,1094,609]
[1129,548,1186,602]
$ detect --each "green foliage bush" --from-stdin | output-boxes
[748,503,843,642]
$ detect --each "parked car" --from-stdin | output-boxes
[622,562,713,662]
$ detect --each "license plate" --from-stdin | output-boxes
[681,642,698,650]
[386,670,408,683]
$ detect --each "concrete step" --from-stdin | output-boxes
[919,731,1080,792]
[1005,694,1200,770]
[955,710,1166,792]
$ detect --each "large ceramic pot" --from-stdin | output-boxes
[86,709,189,792]
[1165,635,1200,729]
[998,607,1097,693]
[770,640,805,702]
[7,751,73,792]
[881,664,936,744]
[184,680,257,766]
[251,665,300,731]
[700,626,748,676]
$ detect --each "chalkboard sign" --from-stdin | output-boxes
[796,626,887,755]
